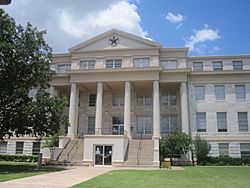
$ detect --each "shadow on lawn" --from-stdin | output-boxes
[0,162,66,174]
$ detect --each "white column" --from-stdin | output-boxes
[153,139,160,167]
[68,83,77,137]
[153,80,160,138]
[124,81,131,137]
[180,82,189,133]
[95,82,103,134]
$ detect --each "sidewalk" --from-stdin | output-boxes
[0,166,113,188]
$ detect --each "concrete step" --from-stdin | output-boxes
[57,139,84,163]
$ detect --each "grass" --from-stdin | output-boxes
[73,166,250,188]
[0,161,65,182]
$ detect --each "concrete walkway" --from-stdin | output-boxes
[0,166,113,188]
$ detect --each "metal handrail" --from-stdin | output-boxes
[67,130,84,162]
[136,132,143,165]
[56,136,70,161]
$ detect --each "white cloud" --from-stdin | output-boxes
[2,0,149,52]
[185,25,220,53]
[165,12,186,24]
[57,1,147,38]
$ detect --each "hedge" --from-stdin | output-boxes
[199,156,250,166]
[0,154,38,162]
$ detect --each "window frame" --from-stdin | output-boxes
[238,112,248,132]
[160,60,177,69]
[233,61,243,70]
[137,116,152,134]
[0,141,7,154]
[240,143,250,158]
[88,116,95,134]
[161,92,177,106]
[112,94,124,107]
[196,112,206,132]
[133,58,150,68]
[193,62,203,71]
[89,94,96,107]
[16,142,24,154]
[215,85,225,100]
[217,112,227,132]
[213,61,223,71]
[106,59,122,68]
[79,60,95,70]
[161,115,178,134]
[32,142,41,155]
[235,85,246,100]
[195,86,205,101]
[218,143,229,157]
[137,93,152,106]
[57,64,71,73]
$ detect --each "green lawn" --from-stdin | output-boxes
[0,162,65,182]
[73,167,250,188]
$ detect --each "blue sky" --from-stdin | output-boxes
[1,0,250,56]
[137,0,250,56]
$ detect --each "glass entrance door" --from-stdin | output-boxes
[95,145,112,166]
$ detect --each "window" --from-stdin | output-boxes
[161,115,178,134]
[195,86,205,100]
[80,60,95,69]
[235,85,245,100]
[238,112,248,132]
[16,142,24,154]
[218,143,229,157]
[215,85,225,100]
[193,62,203,71]
[137,117,152,134]
[161,93,177,105]
[233,61,243,70]
[106,59,122,68]
[32,142,41,155]
[57,64,71,73]
[133,58,150,67]
[217,112,227,132]
[213,61,223,71]
[112,94,124,107]
[161,60,177,69]
[88,117,95,134]
[0,142,7,154]
[240,143,250,157]
[137,93,152,106]
[89,94,96,107]
[112,117,124,135]
[196,112,206,132]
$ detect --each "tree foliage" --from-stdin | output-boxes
[160,130,192,164]
[193,134,211,164]
[0,9,67,139]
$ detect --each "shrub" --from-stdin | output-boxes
[160,161,170,168]
[160,130,192,165]
[0,154,38,162]
[193,135,211,164]
[199,156,250,166]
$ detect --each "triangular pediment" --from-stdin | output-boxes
[68,29,161,52]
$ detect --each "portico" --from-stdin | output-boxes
[50,28,191,167]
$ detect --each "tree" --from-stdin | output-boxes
[0,9,67,139]
[160,130,192,165]
[193,135,211,164]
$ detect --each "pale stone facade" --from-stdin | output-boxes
[1,29,250,166]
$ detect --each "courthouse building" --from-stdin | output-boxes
[1,29,250,167]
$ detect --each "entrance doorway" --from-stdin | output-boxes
[95,145,112,166]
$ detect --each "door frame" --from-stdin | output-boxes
[94,144,113,166]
